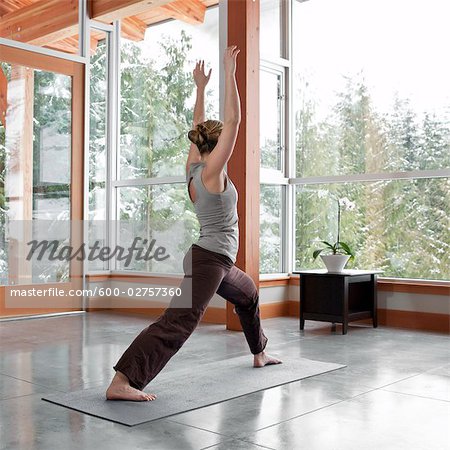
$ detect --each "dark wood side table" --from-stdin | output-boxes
[293,270,383,334]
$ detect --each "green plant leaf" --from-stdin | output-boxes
[312,249,324,260]
[320,241,335,249]
[338,241,354,257]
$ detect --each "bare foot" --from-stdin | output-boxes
[253,351,283,368]
[106,371,156,401]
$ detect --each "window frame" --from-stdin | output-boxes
[259,0,292,278]
[108,6,220,275]
[259,61,287,177]
[259,60,288,275]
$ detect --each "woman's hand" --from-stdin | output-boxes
[193,60,212,89]
[223,45,240,76]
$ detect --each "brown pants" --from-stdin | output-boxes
[113,244,268,390]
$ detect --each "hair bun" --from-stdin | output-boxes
[188,129,203,146]
[197,123,209,141]
[188,120,223,154]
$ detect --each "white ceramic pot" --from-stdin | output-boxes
[320,254,350,273]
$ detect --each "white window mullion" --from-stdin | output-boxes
[107,20,121,272]
[290,168,450,186]
[285,0,295,275]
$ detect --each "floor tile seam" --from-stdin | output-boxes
[422,363,450,375]
[165,418,236,439]
[248,384,450,436]
[0,390,51,402]
[198,438,236,450]
[372,371,434,390]
[379,388,450,404]
[199,437,277,450]
[0,372,68,393]
[230,438,278,450]
[250,386,381,433]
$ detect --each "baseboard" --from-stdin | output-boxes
[87,305,227,324]
[280,301,449,334]
[377,308,450,333]
[260,302,289,319]
[286,300,300,317]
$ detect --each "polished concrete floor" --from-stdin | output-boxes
[0,312,449,450]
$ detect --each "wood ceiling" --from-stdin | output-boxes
[0,0,218,55]
[0,0,217,126]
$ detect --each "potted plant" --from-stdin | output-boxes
[313,197,356,272]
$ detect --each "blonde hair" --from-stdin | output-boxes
[188,120,223,154]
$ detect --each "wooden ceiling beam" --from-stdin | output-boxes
[0,0,31,10]
[0,0,79,46]
[135,1,217,28]
[121,16,147,41]
[45,36,99,56]
[45,37,79,55]
[0,0,208,52]
[91,0,172,23]
[160,0,206,25]
[0,0,33,16]
[0,67,7,128]
[0,0,171,47]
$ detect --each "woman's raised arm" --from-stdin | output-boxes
[186,60,212,172]
[203,46,241,178]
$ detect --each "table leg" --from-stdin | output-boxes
[299,275,305,330]
[372,274,378,328]
[343,278,349,335]
[342,321,348,335]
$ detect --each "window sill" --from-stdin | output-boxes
[286,273,449,296]
[377,278,449,296]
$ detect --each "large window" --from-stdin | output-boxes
[89,31,108,271]
[115,7,219,272]
[84,0,449,282]
[260,184,284,273]
[259,0,289,275]
[295,179,450,280]
[259,63,287,274]
[293,0,450,280]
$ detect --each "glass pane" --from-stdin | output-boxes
[117,184,199,273]
[260,184,283,273]
[0,4,79,55]
[89,33,108,271]
[0,62,72,285]
[33,70,72,221]
[293,0,450,177]
[120,7,219,180]
[260,69,283,171]
[295,178,450,280]
[260,0,283,59]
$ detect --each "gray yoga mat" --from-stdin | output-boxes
[42,355,345,426]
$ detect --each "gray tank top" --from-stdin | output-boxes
[186,162,239,263]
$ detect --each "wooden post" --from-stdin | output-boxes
[0,67,7,127]
[226,0,260,331]
[5,64,34,285]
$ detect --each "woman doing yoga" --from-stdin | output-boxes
[106,45,281,402]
